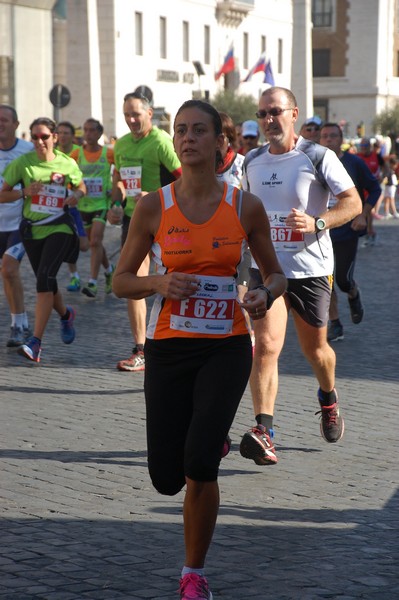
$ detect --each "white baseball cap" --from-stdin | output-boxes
[242,120,259,137]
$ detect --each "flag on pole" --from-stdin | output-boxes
[264,60,275,86]
[243,53,267,82]
[215,46,235,81]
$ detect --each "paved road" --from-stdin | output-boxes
[1,220,398,599]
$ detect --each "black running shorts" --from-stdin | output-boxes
[249,267,332,328]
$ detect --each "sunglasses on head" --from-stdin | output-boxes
[31,133,52,141]
[256,107,294,119]
[123,92,151,104]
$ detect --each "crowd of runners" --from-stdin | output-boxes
[0,86,395,600]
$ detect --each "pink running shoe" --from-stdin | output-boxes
[221,434,231,459]
[117,348,145,372]
[179,573,213,599]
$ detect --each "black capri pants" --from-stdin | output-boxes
[144,334,252,496]
[332,237,358,294]
[23,232,77,293]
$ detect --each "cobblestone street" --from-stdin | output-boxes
[1,220,398,599]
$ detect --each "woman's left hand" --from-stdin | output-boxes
[240,288,270,320]
[64,193,78,207]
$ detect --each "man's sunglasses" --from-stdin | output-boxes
[31,133,52,141]
[256,107,294,119]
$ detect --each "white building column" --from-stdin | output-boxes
[87,0,103,122]
[65,0,103,126]
[291,0,313,120]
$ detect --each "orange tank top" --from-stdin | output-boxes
[147,182,249,339]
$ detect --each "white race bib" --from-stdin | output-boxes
[83,177,103,197]
[170,275,237,335]
[120,166,142,197]
[268,211,305,251]
[30,184,66,215]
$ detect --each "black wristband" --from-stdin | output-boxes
[254,285,274,310]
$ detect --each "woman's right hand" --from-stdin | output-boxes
[24,182,43,197]
[155,272,201,300]
[107,204,124,225]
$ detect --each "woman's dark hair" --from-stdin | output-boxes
[174,100,223,169]
[30,117,57,133]
[219,111,237,146]
[174,100,223,136]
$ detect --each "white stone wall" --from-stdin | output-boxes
[313,0,399,137]
[0,2,54,136]
[61,0,293,138]
[4,0,399,142]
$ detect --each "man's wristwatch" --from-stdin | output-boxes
[314,217,327,232]
[254,285,275,310]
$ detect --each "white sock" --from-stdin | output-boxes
[12,313,24,329]
[89,278,97,285]
[181,566,204,578]
[71,271,80,279]
[105,265,113,274]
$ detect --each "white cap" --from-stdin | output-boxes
[242,120,259,137]
[304,116,322,126]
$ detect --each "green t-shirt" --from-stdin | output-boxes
[114,127,181,217]
[74,146,112,212]
[3,149,83,239]
[60,143,80,156]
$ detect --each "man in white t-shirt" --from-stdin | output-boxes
[0,105,33,347]
[239,87,362,465]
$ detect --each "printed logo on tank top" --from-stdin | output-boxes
[163,224,192,255]
[231,165,240,177]
[81,164,102,176]
[212,236,241,249]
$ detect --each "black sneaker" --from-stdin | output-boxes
[327,320,344,342]
[316,389,344,443]
[348,290,364,324]
[82,282,98,298]
[240,425,277,465]
[7,325,24,347]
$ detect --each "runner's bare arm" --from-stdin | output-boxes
[240,191,287,311]
[112,192,200,300]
